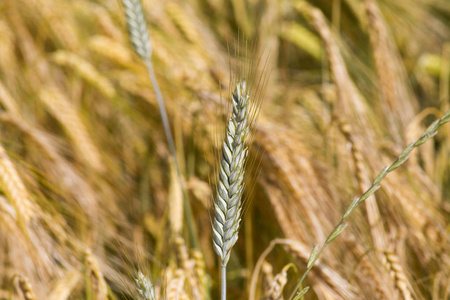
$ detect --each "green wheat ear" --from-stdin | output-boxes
[135,270,155,300]
[122,0,152,62]
[212,79,263,300]
[212,81,250,265]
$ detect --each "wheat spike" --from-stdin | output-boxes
[166,269,188,300]
[191,249,208,297]
[382,251,414,300]
[262,261,275,294]
[264,264,292,300]
[174,237,201,299]
[166,2,202,45]
[51,51,116,98]
[345,238,390,300]
[135,270,155,300]
[85,249,108,300]
[14,274,36,300]
[122,0,152,62]
[48,270,81,300]
[212,81,251,265]
[0,143,35,225]
[88,35,137,69]
[38,89,104,172]
[0,78,20,116]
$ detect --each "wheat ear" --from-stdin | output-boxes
[135,270,156,300]
[10,274,36,300]
[121,0,198,247]
[288,109,450,300]
[212,81,251,300]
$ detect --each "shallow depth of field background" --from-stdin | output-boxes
[0,0,449,299]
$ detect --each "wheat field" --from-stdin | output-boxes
[0,0,449,299]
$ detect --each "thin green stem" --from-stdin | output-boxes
[288,109,450,300]
[221,263,227,300]
[144,60,199,248]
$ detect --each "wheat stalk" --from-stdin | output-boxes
[212,81,252,300]
[121,0,199,248]
[287,109,450,300]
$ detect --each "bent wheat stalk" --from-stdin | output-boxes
[213,81,252,300]
[288,109,450,300]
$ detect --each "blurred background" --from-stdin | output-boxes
[0,0,449,299]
